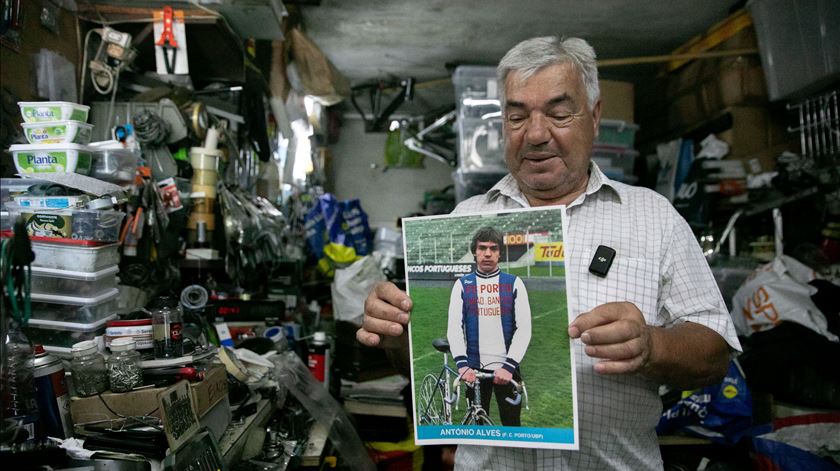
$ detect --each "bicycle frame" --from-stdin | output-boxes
[420,351,460,425]
[419,339,529,426]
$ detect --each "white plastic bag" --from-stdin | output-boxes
[730,255,838,342]
[331,255,385,326]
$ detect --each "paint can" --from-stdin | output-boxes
[32,344,73,439]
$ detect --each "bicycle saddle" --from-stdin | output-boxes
[432,338,451,353]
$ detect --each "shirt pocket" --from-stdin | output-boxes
[580,250,661,324]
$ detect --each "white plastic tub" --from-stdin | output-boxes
[27,314,116,349]
[13,205,125,242]
[18,101,90,123]
[31,265,119,298]
[22,120,94,145]
[9,143,93,175]
[90,148,138,184]
[31,242,120,271]
[30,288,120,325]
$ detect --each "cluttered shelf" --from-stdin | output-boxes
[220,398,274,467]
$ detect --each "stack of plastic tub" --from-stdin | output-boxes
[592,119,640,184]
[452,66,508,203]
[10,101,94,176]
[3,102,125,357]
[25,241,121,357]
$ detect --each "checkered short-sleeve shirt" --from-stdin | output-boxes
[451,163,741,470]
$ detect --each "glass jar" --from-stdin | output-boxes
[70,340,107,397]
[152,304,184,358]
[107,338,143,392]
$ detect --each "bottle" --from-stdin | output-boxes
[107,338,143,392]
[70,340,108,397]
[1,323,39,437]
[307,331,330,388]
[152,304,184,358]
[32,345,73,439]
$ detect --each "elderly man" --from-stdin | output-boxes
[358,36,740,470]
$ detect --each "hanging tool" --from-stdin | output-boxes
[155,6,178,74]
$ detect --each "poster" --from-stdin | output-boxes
[403,206,578,449]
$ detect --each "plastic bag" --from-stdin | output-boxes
[730,255,838,342]
[304,194,372,276]
[657,361,753,445]
[752,413,840,470]
[288,28,350,106]
[331,255,385,326]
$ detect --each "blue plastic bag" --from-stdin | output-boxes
[657,360,753,445]
[304,194,372,276]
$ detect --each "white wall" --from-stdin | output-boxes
[329,118,455,229]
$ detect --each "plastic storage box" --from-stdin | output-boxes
[749,0,840,101]
[0,209,13,236]
[591,146,639,183]
[27,314,116,351]
[30,288,119,324]
[453,66,499,104]
[0,178,50,204]
[14,195,91,209]
[9,143,93,175]
[18,101,90,123]
[21,121,94,145]
[596,119,639,149]
[453,66,506,174]
[15,206,125,243]
[452,170,506,203]
[31,265,119,298]
[90,148,139,185]
[31,242,120,271]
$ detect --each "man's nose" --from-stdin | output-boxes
[525,113,550,145]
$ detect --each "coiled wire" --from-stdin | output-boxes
[133,110,169,146]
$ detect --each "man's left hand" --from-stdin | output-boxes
[568,302,652,375]
[494,368,513,385]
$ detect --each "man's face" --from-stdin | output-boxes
[503,62,601,204]
[475,241,501,274]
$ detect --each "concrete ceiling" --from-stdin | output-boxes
[298,0,744,116]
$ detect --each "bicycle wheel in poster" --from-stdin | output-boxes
[418,374,447,425]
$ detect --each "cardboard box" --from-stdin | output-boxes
[70,364,228,425]
[666,27,768,131]
[600,80,634,123]
[716,106,794,172]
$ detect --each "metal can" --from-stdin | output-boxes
[32,345,73,439]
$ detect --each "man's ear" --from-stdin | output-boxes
[591,99,602,139]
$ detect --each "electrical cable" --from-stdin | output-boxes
[133,110,169,145]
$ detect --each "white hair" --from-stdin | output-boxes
[497,36,600,111]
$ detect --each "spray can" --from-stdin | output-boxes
[307,331,330,388]
[32,345,73,439]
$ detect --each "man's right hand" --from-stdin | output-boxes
[458,367,476,384]
[356,281,413,349]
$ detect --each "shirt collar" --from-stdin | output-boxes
[485,160,625,207]
[475,267,501,278]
